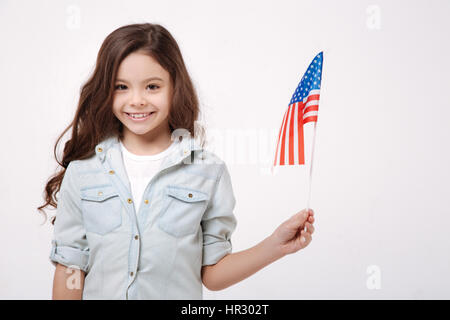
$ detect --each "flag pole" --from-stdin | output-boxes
[304,121,317,231]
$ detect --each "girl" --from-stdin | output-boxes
[38,23,315,300]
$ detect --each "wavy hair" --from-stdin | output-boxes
[38,23,205,224]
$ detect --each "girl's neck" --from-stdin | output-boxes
[120,127,173,156]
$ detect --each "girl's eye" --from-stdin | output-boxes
[147,84,159,90]
[115,84,127,90]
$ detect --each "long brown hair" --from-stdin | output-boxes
[38,23,205,224]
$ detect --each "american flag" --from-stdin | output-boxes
[273,52,323,167]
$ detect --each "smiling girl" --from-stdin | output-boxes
[38,23,315,300]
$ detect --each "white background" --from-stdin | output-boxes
[0,0,449,299]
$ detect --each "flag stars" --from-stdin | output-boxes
[287,52,323,105]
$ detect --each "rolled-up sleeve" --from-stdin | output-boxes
[201,163,237,266]
[49,161,89,272]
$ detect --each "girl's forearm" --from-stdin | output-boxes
[52,263,85,300]
[202,235,285,291]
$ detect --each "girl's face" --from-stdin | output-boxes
[112,51,173,140]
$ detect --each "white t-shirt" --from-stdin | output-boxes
[119,139,178,213]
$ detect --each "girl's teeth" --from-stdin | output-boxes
[128,113,150,118]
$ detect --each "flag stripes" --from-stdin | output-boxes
[273,90,320,166]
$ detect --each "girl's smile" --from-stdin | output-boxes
[124,111,156,121]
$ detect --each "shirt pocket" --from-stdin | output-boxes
[80,184,122,235]
[158,185,210,238]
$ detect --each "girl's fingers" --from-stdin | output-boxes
[305,222,315,235]
[293,211,309,227]
[300,230,312,247]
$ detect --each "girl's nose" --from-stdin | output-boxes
[130,91,146,106]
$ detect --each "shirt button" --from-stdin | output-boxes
[109,170,115,175]
[97,147,103,152]
[130,272,134,276]
[144,199,149,204]
[188,193,193,198]
[135,235,139,240]
[127,198,133,204]
[98,191,103,196]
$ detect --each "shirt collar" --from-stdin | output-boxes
[95,134,204,166]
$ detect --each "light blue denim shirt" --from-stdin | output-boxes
[49,133,237,299]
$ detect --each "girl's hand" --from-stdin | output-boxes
[270,208,315,257]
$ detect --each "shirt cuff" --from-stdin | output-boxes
[202,239,232,266]
[49,240,89,272]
